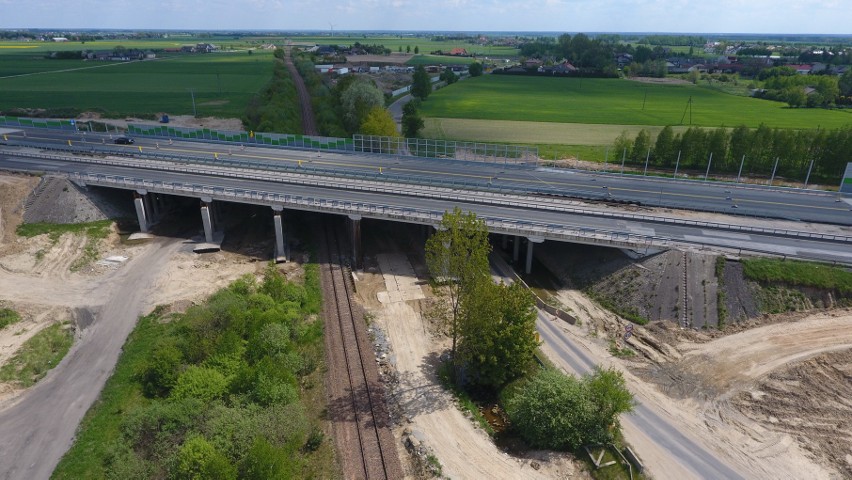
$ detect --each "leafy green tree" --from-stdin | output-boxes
[411,65,431,100]
[414,46,419,54]
[359,106,399,137]
[440,69,458,85]
[406,45,411,53]
[783,86,808,108]
[401,99,425,138]
[585,368,635,444]
[425,208,491,370]
[469,61,483,77]
[631,129,651,163]
[140,342,183,397]
[653,125,676,166]
[839,69,852,96]
[338,78,385,135]
[613,130,633,164]
[458,281,538,388]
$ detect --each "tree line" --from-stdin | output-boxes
[242,48,302,134]
[613,124,852,183]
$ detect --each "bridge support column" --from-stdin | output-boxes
[512,236,520,262]
[502,234,508,250]
[348,214,362,270]
[200,202,214,243]
[272,206,286,262]
[525,236,545,275]
[133,192,148,233]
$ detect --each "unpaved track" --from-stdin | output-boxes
[285,47,318,136]
[374,254,553,479]
[0,238,185,480]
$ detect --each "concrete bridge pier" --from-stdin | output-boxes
[133,192,149,233]
[512,235,520,262]
[348,214,362,270]
[525,236,545,274]
[502,234,508,250]
[272,205,286,262]
[200,201,215,243]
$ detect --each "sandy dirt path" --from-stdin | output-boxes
[678,309,852,392]
[0,238,185,480]
[373,254,555,479]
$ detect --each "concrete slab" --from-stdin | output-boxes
[127,232,154,241]
[192,231,225,253]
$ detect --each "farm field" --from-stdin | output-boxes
[0,50,273,118]
[419,75,852,129]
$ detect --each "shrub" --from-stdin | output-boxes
[140,342,183,397]
[505,368,634,450]
[171,366,228,402]
[240,437,295,479]
[172,435,237,480]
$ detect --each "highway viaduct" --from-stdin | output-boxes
[1,126,852,271]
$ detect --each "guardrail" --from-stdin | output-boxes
[7,143,851,246]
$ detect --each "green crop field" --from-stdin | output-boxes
[0,50,273,118]
[405,54,479,66]
[419,75,852,130]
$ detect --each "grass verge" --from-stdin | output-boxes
[0,322,73,387]
[743,258,852,295]
[17,220,112,241]
[0,308,21,330]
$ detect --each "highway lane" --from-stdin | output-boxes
[489,256,745,479]
[5,128,851,226]
[2,153,851,265]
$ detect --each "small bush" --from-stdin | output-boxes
[0,308,21,330]
[170,366,228,402]
[172,435,237,480]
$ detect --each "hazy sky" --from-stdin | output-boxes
[1,0,850,34]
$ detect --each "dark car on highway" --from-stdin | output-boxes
[114,137,135,144]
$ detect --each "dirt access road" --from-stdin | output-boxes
[0,238,186,480]
[285,47,318,136]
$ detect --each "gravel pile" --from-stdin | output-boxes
[23,177,133,225]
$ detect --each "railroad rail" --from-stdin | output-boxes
[319,219,402,479]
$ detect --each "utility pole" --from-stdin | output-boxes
[704,152,713,182]
[673,150,681,179]
[643,147,651,176]
[188,88,197,117]
[804,159,815,189]
[736,154,745,183]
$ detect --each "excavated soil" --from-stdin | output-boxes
[732,348,852,478]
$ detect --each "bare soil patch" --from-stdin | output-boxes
[77,111,244,131]
[346,53,413,65]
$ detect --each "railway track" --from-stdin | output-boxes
[319,219,402,479]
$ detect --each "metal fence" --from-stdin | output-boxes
[353,135,539,165]
[0,115,77,131]
[127,124,354,151]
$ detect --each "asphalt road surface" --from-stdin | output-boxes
[0,239,185,480]
[4,128,850,226]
